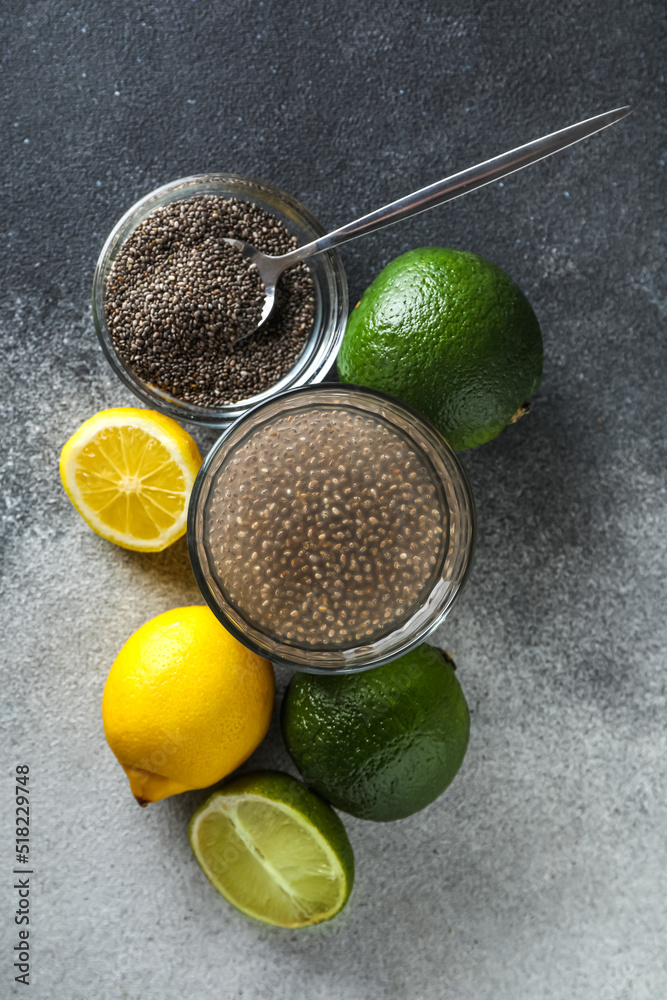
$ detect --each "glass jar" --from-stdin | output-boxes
[188,384,476,673]
[92,173,348,428]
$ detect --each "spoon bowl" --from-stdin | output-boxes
[221,238,284,334]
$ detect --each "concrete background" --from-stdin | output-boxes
[1,2,665,998]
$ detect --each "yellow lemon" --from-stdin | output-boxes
[102,606,275,805]
[59,407,202,552]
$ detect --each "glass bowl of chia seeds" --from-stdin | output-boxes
[92,174,348,427]
[188,384,476,673]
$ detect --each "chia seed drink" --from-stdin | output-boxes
[205,404,448,649]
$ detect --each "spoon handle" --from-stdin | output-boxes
[284,106,631,265]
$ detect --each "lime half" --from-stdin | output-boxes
[189,771,354,928]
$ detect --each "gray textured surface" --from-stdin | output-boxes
[1,2,666,998]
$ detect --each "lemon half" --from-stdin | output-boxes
[59,407,202,551]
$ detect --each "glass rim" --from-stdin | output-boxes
[187,382,476,673]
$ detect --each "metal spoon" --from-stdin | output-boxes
[227,106,631,340]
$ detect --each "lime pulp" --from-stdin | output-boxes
[189,771,354,928]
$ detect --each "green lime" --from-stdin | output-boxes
[189,771,354,928]
[281,645,470,822]
[337,247,543,450]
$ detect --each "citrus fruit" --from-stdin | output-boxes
[102,606,275,804]
[281,644,470,821]
[337,247,543,450]
[59,407,202,551]
[189,771,354,927]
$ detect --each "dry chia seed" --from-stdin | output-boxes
[206,405,447,650]
[105,195,316,407]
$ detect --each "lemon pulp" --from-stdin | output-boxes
[76,425,185,537]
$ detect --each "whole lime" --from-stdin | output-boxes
[281,645,470,821]
[337,247,542,450]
